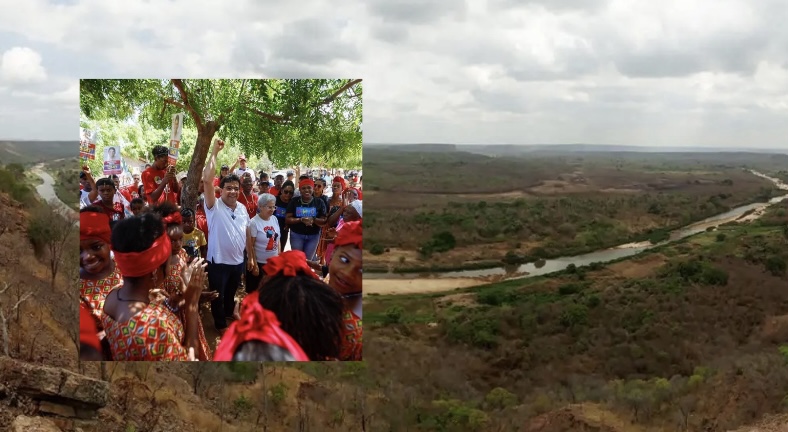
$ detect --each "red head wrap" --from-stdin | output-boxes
[113,232,172,277]
[79,303,101,353]
[332,176,346,191]
[80,211,112,245]
[162,212,182,226]
[263,250,319,280]
[299,178,315,189]
[334,220,362,249]
[213,291,310,361]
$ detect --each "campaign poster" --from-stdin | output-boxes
[79,128,97,160]
[103,145,123,175]
[168,113,183,166]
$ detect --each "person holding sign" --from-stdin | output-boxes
[285,178,327,261]
[142,145,180,206]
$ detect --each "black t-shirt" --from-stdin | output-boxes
[274,196,290,232]
[286,197,327,236]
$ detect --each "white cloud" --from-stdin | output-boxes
[0,47,47,83]
[0,0,785,146]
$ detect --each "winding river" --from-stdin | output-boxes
[365,170,788,294]
[31,163,76,219]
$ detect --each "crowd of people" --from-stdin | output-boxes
[79,140,363,361]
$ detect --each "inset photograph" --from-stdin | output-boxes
[79,78,362,362]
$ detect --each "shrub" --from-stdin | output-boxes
[588,262,604,271]
[502,251,526,265]
[716,233,726,242]
[566,263,577,274]
[270,383,288,409]
[560,304,589,328]
[558,283,582,296]
[384,306,404,324]
[765,256,787,276]
[485,387,518,410]
[700,267,728,286]
[232,395,253,419]
[587,295,601,308]
[370,243,385,255]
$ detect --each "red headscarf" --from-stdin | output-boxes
[263,250,319,280]
[332,176,346,191]
[79,303,101,353]
[334,220,362,249]
[80,211,112,244]
[113,232,172,277]
[162,212,182,226]
[299,178,315,189]
[213,291,309,361]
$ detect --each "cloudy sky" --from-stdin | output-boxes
[0,0,787,148]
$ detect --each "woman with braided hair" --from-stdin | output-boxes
[101,212,207,361]
[213,250,344,361]
[150,202,217,360]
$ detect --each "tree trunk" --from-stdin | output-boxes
[0,310,8,357]
[100,362,108,381]
[182,122,219,211]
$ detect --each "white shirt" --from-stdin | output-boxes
[249,215,281,264]
[234,167,256,182]
[205,197,249,265]
[79,190,93,209]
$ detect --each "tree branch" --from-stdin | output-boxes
[321,79,362,105]
[12,292,33,311]
[250,108,291,124]
[164,98,186,110]
[171,79,204,129]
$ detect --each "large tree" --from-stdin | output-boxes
[80,79,362,210]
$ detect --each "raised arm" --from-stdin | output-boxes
[202,139,223,210]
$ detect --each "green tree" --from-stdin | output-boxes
[81,79,362,210]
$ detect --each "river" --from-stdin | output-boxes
[365,170,788,295]
[31,163,76,219]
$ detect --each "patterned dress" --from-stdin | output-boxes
[164,249,212,361]
[79,264,122,331]
[101,300,189,361]
[339,310,362,361]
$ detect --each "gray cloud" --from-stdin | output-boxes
[269,18,361,64]
[364,0,466,24]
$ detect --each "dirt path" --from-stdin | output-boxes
[364,278,487,296]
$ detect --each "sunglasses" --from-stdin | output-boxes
[281,190,294,195]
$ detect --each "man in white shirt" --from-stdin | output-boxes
[231,154,256,182]
[202,139,256,333]
[79,169,98,208]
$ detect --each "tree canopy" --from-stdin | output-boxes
[80,79,362,168]
[80,79,362,209]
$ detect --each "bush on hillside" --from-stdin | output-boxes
[765,255,787,276]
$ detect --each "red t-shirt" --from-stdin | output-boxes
[91,199,125,222]
[196,208,208,239]
[213,177,222,198]
[120,185,140,202]
[142,167,178,205]
[238,191,259,220]
[269,186,280,197]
